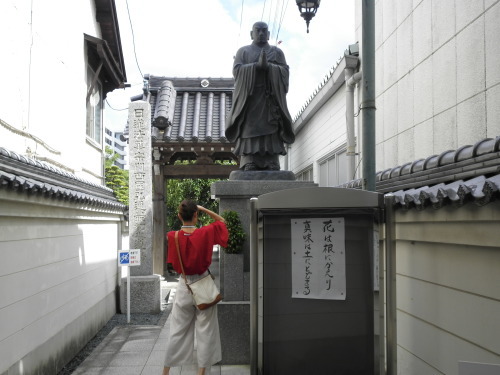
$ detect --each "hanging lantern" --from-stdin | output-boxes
[295,0,320,33]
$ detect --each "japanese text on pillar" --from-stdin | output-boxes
[131,109,147,232]
[291,218,346,300]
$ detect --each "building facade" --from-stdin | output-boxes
[105,127,129,169]
[287,1,500,373]
[289,0,500,188]
[0,0,127,373]
[371,0,499,172]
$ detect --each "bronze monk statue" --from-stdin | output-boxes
[226,21,295,171]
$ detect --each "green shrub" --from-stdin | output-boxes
[221,210,246,254]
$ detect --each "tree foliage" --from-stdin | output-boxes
[166,177,221,230]
[104,146,129,205]
[220,210,246,254]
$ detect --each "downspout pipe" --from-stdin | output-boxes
[361,0,376,191]
[385,194,397,375]
[345,66,362,181]
[249,198,258,375]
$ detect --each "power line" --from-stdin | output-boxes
[238,0,244,48]
[233,0,245,54]
[27,0,34,133]
[271,0,281,41]
[267,0,273,26]
[268,0,287,43]
[106,99,128,111]
[275,0,289,44]
[125,0,143,78]
[239,0,245,31]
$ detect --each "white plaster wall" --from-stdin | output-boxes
[368,0,500,172]
[394,203,500,374]
[0,0,105,184]
[289,88,352,182]
[0,191,121,373]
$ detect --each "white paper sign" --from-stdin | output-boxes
[291,218,346,300]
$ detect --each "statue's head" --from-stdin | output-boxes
[251,22,270,45]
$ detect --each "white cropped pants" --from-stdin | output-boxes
[164,271,222,368]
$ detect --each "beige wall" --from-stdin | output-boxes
[393,201,500,374]
[354,0,500,172]
[0,190,123,374]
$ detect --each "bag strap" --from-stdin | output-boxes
[174,231,192,293]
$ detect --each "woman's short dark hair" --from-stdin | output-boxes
[178,199,198,221]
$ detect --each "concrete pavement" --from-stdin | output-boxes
[72,323,250,374]
[73,274,250,375]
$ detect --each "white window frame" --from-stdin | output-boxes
[295,165,314,182]
[317,145,349,187]
[86,64,103,146]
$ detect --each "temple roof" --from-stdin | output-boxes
[128,76,234,145]
[125,76,238,176]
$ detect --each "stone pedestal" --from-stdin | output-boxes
[120,275,162,314]
[212,178,318,292]
[219,252,250,302]
[211,177,317,363]
[218,301,250,365]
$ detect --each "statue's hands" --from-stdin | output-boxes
[257,49,268,71]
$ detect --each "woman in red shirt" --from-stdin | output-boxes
[163,199,228,375]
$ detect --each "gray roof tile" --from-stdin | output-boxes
[340,137,500,210]
[0,147,125,211]
[128,76,234,145]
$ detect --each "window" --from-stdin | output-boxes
[318,149,348,187]
[114,142,125,151]
[84,33,126,146]
[296,166,314,181]
[86,65,103,144]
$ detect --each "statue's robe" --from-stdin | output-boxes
[226,43,295,168]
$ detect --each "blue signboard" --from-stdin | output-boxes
[119,251,130,265]
[118,249,141,266]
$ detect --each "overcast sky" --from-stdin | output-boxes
[105,0,355,131]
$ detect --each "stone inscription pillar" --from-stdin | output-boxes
[129,102,153,276]
[122,101,161,314]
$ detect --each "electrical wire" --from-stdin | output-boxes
[236,0,244,50]
[125,0,143,78]
[353,157,363,181]
[106,99,128,111]
[27,0,34,133]
[275,0,289,44]
[267,0,273,26]
[239,0,244,31]
[261,0,267,21]
[271,0,280,41]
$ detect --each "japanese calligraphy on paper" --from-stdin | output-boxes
[291,218,346,300]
